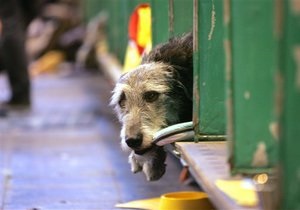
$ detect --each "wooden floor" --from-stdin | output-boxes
[176,142,260,210]
[0,70,199,210]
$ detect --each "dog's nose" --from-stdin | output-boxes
[125,134,143,149]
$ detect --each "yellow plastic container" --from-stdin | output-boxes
[158,191,215,210]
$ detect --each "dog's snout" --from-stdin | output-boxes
[125,134,143,149]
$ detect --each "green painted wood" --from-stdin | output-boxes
[280,1,300,209]
[193,0,226,140]
[228,0,279,174]
[107,1,128,62]
[151,0,169,45]
[151,0,193,45]
[171,0,193,36]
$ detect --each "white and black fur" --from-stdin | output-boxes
[111,33,193,181]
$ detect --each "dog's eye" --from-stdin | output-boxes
[143,91,160,103]
[118,92,126,108]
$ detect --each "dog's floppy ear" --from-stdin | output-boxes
[110,72,128,107]
[172,65,193,101]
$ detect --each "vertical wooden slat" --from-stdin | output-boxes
[151,0,193,45]
[280,0,300,209]
[172,0,193,36]
[150,0,170,45]
[194,0,226,141]
[229,0,279,173]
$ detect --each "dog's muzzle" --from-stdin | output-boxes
[125,133,143,149]
[125,137,142,148]
[125,133,155,155]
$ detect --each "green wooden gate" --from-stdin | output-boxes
[193,0,226,141]
[151,0,193,45]
[83,1,300,208]
[227,0,279,174]
[279,1,300,209]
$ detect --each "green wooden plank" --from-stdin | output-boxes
[280,0,300,209]
[151,0,192,45]
[229,0,279,173]
[194,0,226,140]
[172,0,193,36]
[151,0,169,45]
[107,1,128,62]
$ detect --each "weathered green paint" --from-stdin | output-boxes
[151,0,193,46]
[193,0,226,140]
[228,0,279,173]
[279,0,300,209]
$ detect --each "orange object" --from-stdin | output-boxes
[30,50,65,76]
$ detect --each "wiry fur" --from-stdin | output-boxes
[111,33,193,181]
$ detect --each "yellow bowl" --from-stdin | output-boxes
[158,191,215,210]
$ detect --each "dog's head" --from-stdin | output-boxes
[110,33,193,181]
[111,62,190,154]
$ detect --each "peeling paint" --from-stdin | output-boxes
[252,142,269,167]
[224,38,233,140]
[224,39,232,81]
[193,0,199,50]
[193,75,200,126]
[226,97,233,141]
[269,122,279,141]
[168,0,174,35]
[223,0,230,25]
[274,0,283,39]
[291,0,300,14]
[244,91,251,100]
[274,71,283,118]
[294,46,300,91]
[208,0,216,40]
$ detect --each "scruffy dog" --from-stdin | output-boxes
[111,33,193,181]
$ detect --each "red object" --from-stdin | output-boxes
[128,3,150,55]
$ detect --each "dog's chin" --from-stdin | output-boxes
[134,145,154,155]
[129,145,167,181]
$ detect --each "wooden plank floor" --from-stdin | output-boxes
[176,142,261,210]
[0,71,199,210]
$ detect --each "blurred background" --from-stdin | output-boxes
[1,0,300,210]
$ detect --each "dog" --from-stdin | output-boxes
[111,32,193,181]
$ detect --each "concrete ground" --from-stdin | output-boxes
[0,69,199,210]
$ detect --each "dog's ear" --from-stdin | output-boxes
[170,65,193,101]
[110,75,127,109]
